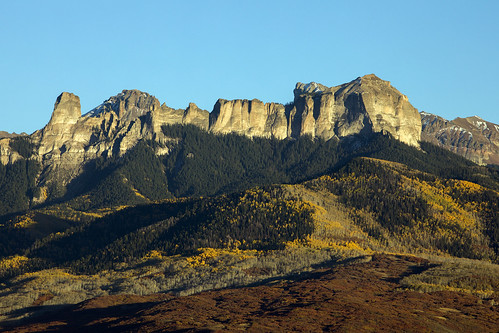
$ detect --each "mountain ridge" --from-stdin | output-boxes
[0,74,497,214]
[421,111,499,165]
[0,74,426,204]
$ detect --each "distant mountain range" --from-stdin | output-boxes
[0,74,423,205]
[421,112,499,165]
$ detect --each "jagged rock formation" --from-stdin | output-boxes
[292,75,421,145]
[0,131,28,164]
[0,132,28,164]
[421,112,499,165]
[0,75,424,202]
[38,92,81,156]
[0,131,26,139]
[28,90,206,192]
[209,75,421,146]
[0,139,21,165]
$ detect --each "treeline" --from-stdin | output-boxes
[161,125,499,198]
[344,132,499,190]
[3,124,498,215]
[54,124,343,210]
[445,182,499,255]
[65,141,172,210]
[2,126,499,277]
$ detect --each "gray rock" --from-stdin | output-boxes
[421,112,499,165]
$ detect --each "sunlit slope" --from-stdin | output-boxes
[300,157,498,261]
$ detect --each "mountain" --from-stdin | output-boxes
[0,132,26,139]
[0,74,423,209]
[421,112,499,165]
[1,75,499,329]
[210,74,421,146]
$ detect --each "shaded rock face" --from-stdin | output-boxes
[421,112,499,165]
[0,139,22,165]
[0,133,27,164]
[210,74,421,146]
[22,90,210,197]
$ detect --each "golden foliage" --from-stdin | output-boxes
[12,215,36,228]
[185,247,260,267]
[142,250,164,260]
[0,255,29,270]
[287,236,371,254]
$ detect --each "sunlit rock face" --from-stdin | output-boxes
[290,74,421,146]
[38,92,81,156]
[209,74,421,146]
[209,99,288,139]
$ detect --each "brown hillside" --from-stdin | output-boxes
[3,254,498,332]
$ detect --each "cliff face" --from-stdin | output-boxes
[209,99,288,139]
[293,74,421,146]
[209,74,421,146]
[421,112,499,165]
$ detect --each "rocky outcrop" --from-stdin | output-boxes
[86,89,161,122]
[209,99,287,139]
[38,92,81,156]
[0,138,21,165]
[0,131,26,139]
[210,75,421,146]
[421,112,499,165]
[0,133,27,164]
[293,75,422,146]
[183,103,210,130]
[23,90,211,195]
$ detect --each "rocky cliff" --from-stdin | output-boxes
[421,112,499,165]
[209,74,421,146]
[27,89,205,193]
[209,99,288,139]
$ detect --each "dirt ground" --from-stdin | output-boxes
[2,254,498,332]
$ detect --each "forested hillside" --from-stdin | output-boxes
[2,124,498,218]
[1,126,499,324]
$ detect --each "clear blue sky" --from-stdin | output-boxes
[1,0,498,134]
